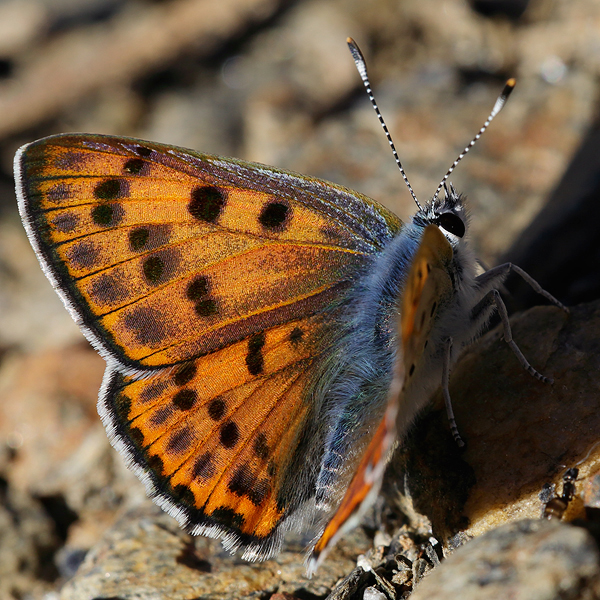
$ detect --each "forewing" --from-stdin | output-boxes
[15,134,401,371]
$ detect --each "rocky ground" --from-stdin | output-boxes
[0,0,599,598]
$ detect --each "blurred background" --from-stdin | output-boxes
[0,0,598,597]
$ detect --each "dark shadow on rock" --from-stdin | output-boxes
[176,541,211,573]
[503,117,600,311]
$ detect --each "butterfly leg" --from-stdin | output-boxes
[473,288,553,383]
[476,263,569,313]
[442,337,465,448]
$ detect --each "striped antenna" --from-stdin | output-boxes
[432,78,516,202]
[347,37,423,211]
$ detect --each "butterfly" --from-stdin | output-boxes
[14,38,567,571]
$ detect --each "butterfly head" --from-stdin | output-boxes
[413,183,468,247]
[346,38,513,251]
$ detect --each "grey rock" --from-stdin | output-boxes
[59,502,369,600]
[411,519,600,600]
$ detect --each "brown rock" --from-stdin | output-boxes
[0,482,60,599]
[0,342,106,498]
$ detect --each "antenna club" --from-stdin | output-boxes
[432,79,516,201]
[501,78,516,101]
[347,38,364,62]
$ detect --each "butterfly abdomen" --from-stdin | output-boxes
[314,226,424,508]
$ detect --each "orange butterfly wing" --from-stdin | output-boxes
[16,134,402,557]
[103,316,330,558]
[400,225,454,377]
[18,135,400,368]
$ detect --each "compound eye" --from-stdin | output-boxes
[436,213,465,238]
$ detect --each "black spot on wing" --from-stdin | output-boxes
[186,276,209,300]
[186,275,218,317]
[289,327,303,346]
[143,255,164,284]
[173,389,197,411]
[122,306,168,346]
[207,398,226,421]
[211,506,245,529]
[188,186,226,223]
[147,454,164,475]
[90,273,127,306]
[228,464,254,497]
[115,394,131,420]
[194,299,218,317]
[129,228,150,251]
[140,380,169,402]
[46,183,72,203]
[142,249,180,285]
[172,484,195,506]
[173,362,197,386]
[246,332,265,376]
[67,241,99,269]
[166,427,194,454]
[228,464,270,506]
[123,158,149,175]
[259,201,290,231]
[130,427,144,447]
[192,452,215,480]
[220,420,239,449]
[254,433,270,460]
[129,224,172,253]
[94,178,129,201]
[51,212,78,232]
[135,146,153,157]
[55,151,86,171]
[91,202,125,227]
[150,406,174,426]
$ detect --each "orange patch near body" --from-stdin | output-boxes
[400,225,453,371]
